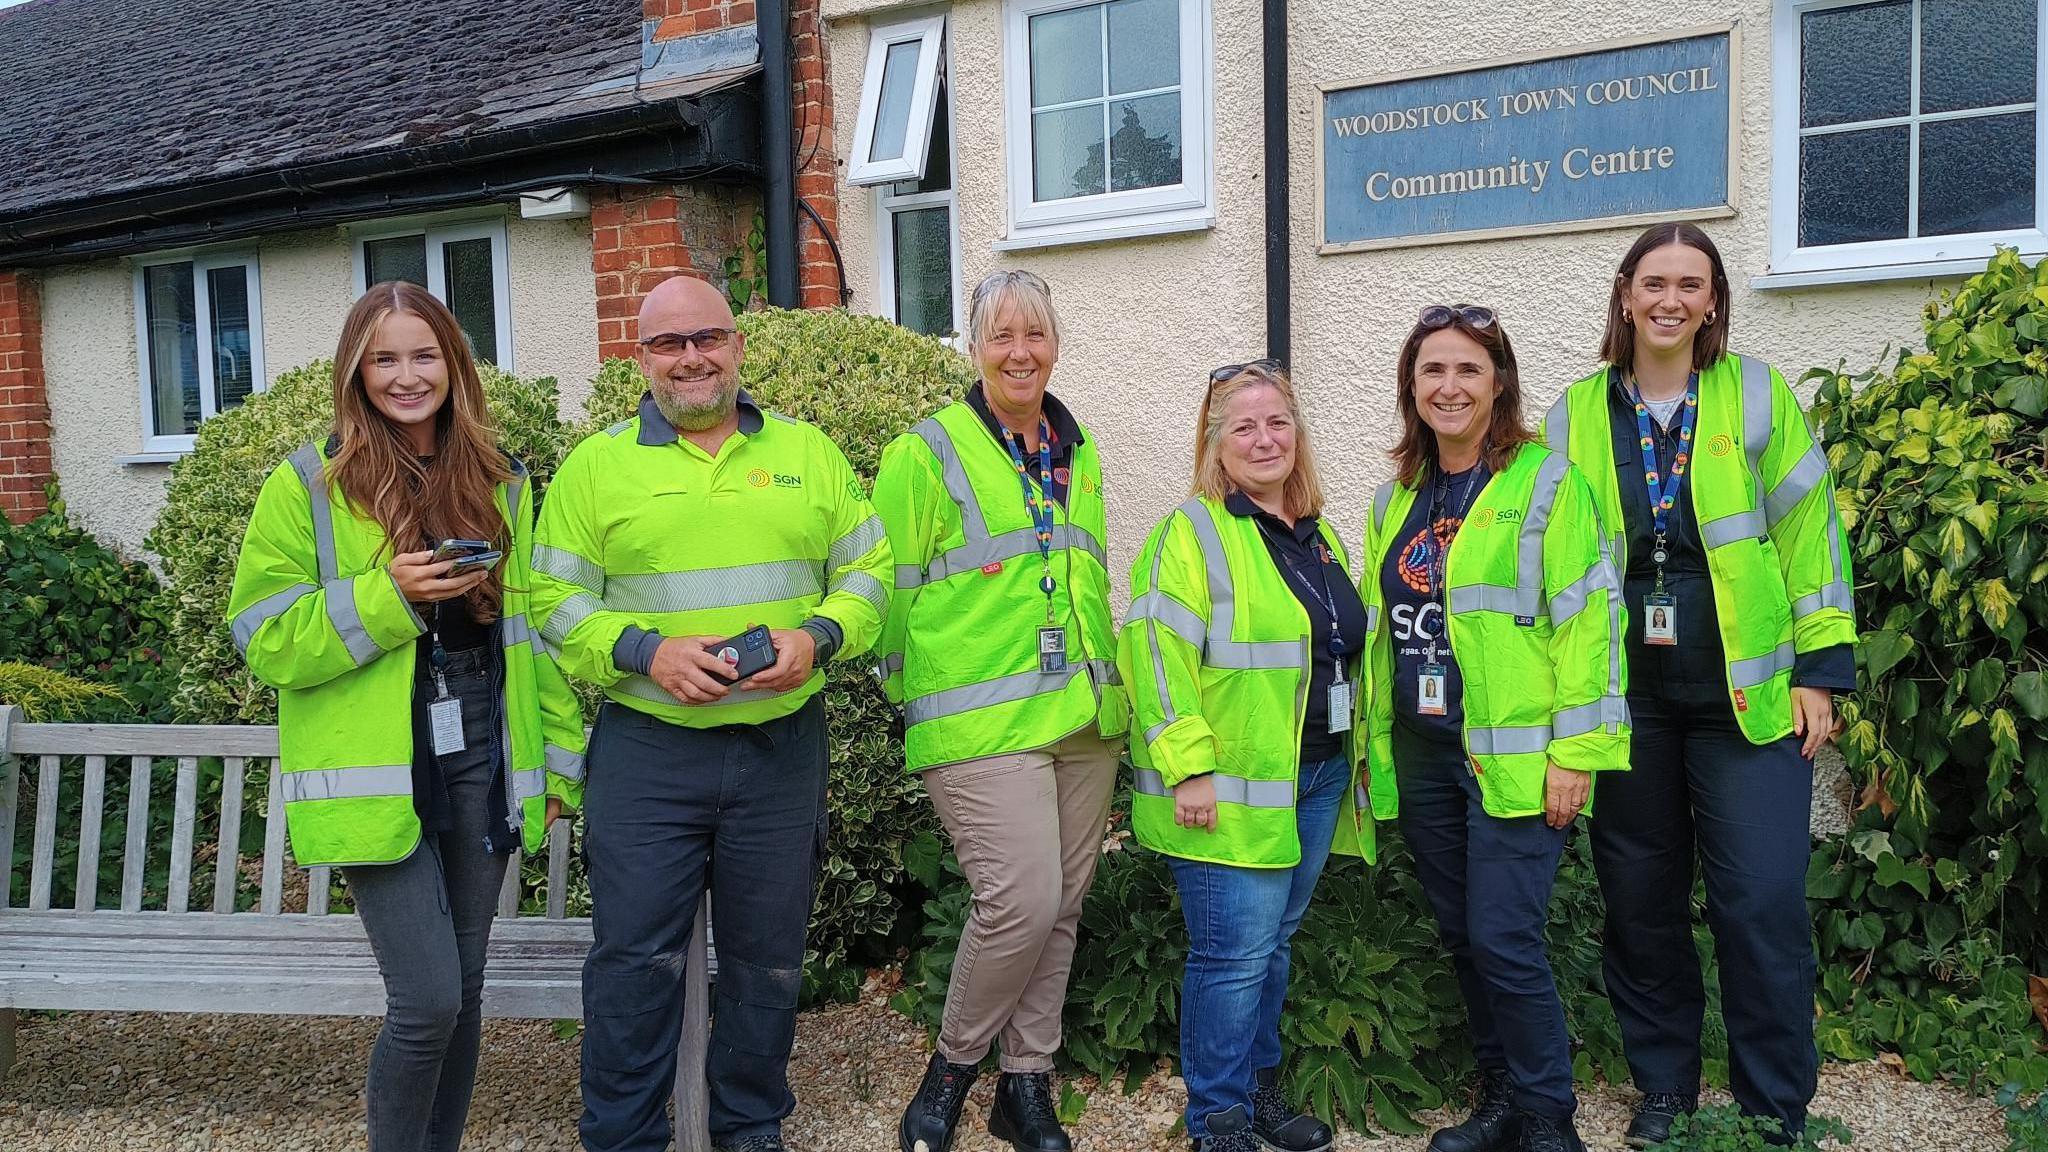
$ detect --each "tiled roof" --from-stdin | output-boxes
[0,0,646,219]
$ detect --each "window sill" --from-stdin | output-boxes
[994,209,1213,252]
[1753,250,2048,290]
[116,451,188,466]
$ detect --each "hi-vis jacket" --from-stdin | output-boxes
[1338,442,1630,836]
[1119,496,1371,869]
[873,400,1126,772]
[529,392,891,727]
[227,442,586,868]
[1545,353,1858,744]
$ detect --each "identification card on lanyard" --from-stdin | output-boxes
[1004,419,1067,673]
[1631,373,1698,649]
[1327,680,1354,733]
[1643,592,1678,646]
[427,605,467,756]
[1417,664,1448,716]
[1257,522,1353,735]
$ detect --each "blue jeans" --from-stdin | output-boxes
[1167,753,1350,1138]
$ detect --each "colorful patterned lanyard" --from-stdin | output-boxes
[1001,419,1058,623]
[1629,372,1699,587]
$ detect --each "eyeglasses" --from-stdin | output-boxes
[1210,357,1281,385]
[1415,304,1497,331]
[640,327,736,356]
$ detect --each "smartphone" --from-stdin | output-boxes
[447,550,503,575]
[706,624,776,682]
[431,538,493,563]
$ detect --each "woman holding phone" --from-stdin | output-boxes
[227,281,586,1152]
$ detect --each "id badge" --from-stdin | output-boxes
[1643,593,1679,647]
[1417,663,1448,716]
[1037,626,1069,674]
[429,696,466,756]
[1327,680,1354,734]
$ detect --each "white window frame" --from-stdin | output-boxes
[1761,0,2048,288]
[849,13,948,186]
[351,216,515,370]
[877,22,965,342]
[999,0,1214,250]
[132,251,265,454]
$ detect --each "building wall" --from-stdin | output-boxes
[0,271,50,523]
[824,0,1951,581]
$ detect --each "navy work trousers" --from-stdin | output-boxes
[578,696,828,1152]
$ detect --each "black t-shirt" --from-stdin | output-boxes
[1381,464,1488,743]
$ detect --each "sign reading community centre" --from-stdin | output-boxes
[1316,28,1736,253]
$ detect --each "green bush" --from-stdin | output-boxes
[0,662,124,721]
[1646,1104,1852,1151]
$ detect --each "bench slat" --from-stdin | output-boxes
[308,866,331,916]
[213,758,245,914]
[73,756,106,912]
[6,723,279,758]
[259,763,286,915]
[120,756,150,912]
[166,756,199,914]
[547,821,570,920]
[497,849,523,918]
[0,751,18,912]
[29,756,59,912]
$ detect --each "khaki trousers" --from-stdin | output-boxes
[924,728,1119,1072]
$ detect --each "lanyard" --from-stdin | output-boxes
[1000,419,1059,624]
[1423,463,1484,662]
[1628,372,1699,591]
[1255,518,1345,658]
[429,603,452,698]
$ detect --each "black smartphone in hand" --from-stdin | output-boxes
[706,625,776,682]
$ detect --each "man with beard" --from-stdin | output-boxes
[530,275,892,1152]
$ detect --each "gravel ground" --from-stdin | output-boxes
[0,979,2003,1152]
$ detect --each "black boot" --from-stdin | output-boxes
[988,1070,1072,1151]
[899,1052,980,1152]
[1428,1067,1520,1152]
[1518,1113,1587,1152]
[1191,1103,1262,1152]
[1623,1093,1696,1149]
[1251,1067,1334,1152]
[711,1136,790,1152]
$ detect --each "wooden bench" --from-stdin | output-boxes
[0,704,715,1147]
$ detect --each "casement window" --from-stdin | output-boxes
[849,13,948,187]
[1764,0,2046,286]
[353,219,513,368]
[133,254,263,453]
[1000,0,1214,249]
[851,14,962,339]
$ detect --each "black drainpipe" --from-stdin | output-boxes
[1263,0,1290,368]
[759,0,801,308]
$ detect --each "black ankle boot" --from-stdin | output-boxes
[988,1070,1072,1151]
[1251,1067,1334,1152]
[898,1052,979,1152]
[1428,1067,1520,1152]
[1191,1103,1262,1152]
[1518,1112,1587,1152]
[1623,1093,1696,1149]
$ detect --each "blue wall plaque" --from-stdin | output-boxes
[1317,28,1737,252]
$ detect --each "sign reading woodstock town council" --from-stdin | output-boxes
[1317,27,1737,252]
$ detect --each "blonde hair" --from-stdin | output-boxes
[967,269,1059,352]
[1192,363,1325,521]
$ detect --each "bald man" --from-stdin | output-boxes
[530,276,893,1152]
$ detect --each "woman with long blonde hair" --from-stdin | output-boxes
[227,281,585,1152]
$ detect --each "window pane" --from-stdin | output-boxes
[1801,1,1910,127]
[1107,93,1182,191]
[1920,112,2037,235]
[1107,0,1178,95]
[869,39,923,163]
[442,238,499,366]
[143,263,199,437]
[1029,4,1103,107]
[1921,0,2037,114]
[1799,125,1910,245]
[894,83,953,196]
[365,235,428,288]
[207,266,255,412]
[1033,105,1108,200]
[892,206,954,337]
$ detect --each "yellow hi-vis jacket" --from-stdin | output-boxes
[528,392,891,727]
[872,400,1126,773]
[1337,441,1630,836]
[1545,353,1858,744]
[1120,496,1372,868]
[227,442,586,867]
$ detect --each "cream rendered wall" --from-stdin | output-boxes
[827,0,1953,586]
[44,212,599,558]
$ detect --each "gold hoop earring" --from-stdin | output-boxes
[1623,311,1634,325]
[1705,311,1717,327]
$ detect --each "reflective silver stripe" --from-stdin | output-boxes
[1544,393,1571,454]
[613,675,794,708]
[1372,480,1397,536]
[1729,640,1796,689]
[1600,532,1624,704]
[829,515,887,575]
[1206,639,1302,671]
[510,767,547,809]
[1179,499,1236,640]
[1143,718,1171,744]
[1132,768,1295,808]
[1139,538,1182,734]
[501,612,533,649]
[231,583,314,653]
[503,466,527,527]
[913,417,989,544]
[904,664,1089,727]
[280,763,411,803]
[323,576,383,667]
[1091,658,1121,687]
[1547,564,1599,627]
[1448,583,1527,617]
[878,651,904,678]
[1127,589,1204,651]
[605,559,823,613]
[919,523,1106,586]
[1699,508,1767,549]
[893,564,924,591]
[288,443,337,584]
[544,744,585,781]
[533,544,605,594]
[539,635,565,663]
[1792,581,1855,620]
[1764,440,1828,527]
[1364,604,1380,632]
[1354,781,1369,809]
[1552,696,1631,740]
[1465,725,1550,756]
[829,569,889,618]
[1514,453,1570,619]
[540,591,603,644]
[1740,355,1772,507]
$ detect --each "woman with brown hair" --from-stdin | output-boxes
[227,281,585,1152]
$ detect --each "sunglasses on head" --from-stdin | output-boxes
[1209,357,1281,386]
[1416,304,1497,331]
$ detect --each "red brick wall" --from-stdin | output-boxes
[592,184,757,362]
[645,0,757,41]
[791,0,843,310]
[0,271,50,525]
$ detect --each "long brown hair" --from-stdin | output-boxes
[1191,362,1325,520]
[328,282,513,620]
[1390,307,1536,487]
[1599,222,1732,374]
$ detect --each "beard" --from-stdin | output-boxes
[650,370,741,432]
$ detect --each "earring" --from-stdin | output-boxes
[1705,310,1717,326]
[1623,311,1634,324]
